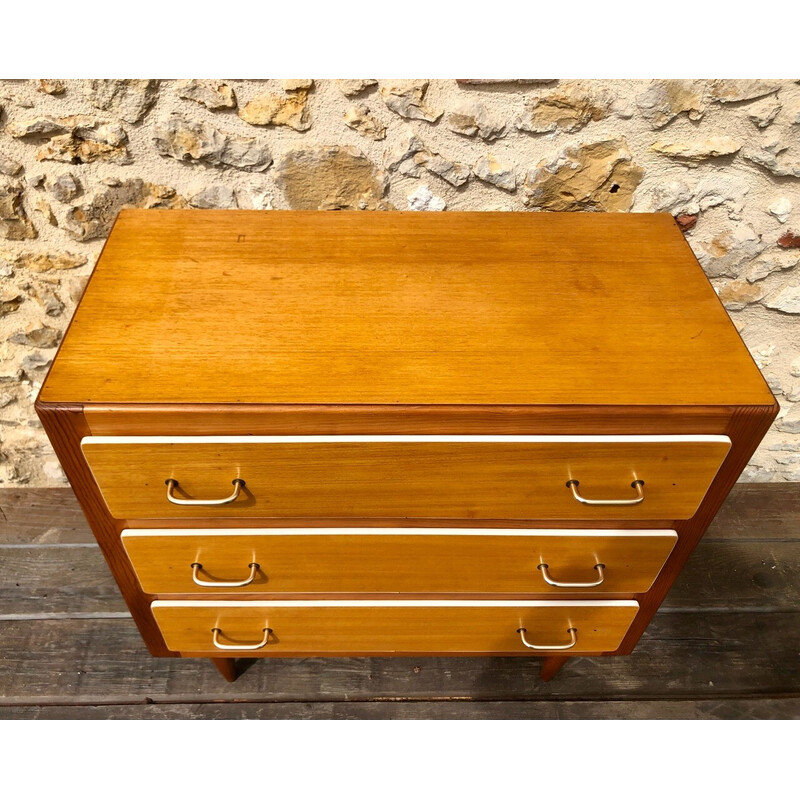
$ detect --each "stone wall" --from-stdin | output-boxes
[1,78,799,486]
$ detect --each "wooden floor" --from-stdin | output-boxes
[1,484,798,719]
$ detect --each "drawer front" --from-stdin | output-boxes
[124,528,677,595]
[83,435,730,521]
[151,600,639,655]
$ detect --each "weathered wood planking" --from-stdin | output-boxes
[704,483,800,540]
[2,612,799,705]
[2,698,799,720]
[0,489,92,544]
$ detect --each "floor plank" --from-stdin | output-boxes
[1,611,798,705]
[704,484,800,540]
[2,697,798,719]
[0,546,124,615]
[0,489,92,544]
[2,538,798,616]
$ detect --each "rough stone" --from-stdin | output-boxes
[423,153,471,187]
[763,286,800,314]
[522,139,643,212]
[10,323,62,348]
[344,104,387,141]
[651,137,741,163]
[0,152,23,177]
[448,102,506,141]
[5,116,72,138]
[21,351,52,376]
[785,96,800,126]
[0,292,22,316]
[675,213,698,232]
[0,182,36,240]
[9,115,132,165]
[32,195,56,226]
[636,80,706,129]
[776,406,800,434]
[765,372,785,395]
[639,175,750,221]
[153,116,272,172]
[188,184,238,209]
[515,84,611,134]
[743,133,800,177]
[25,280,63,316]
[695,223,765,278]
[379,80,441,123]
[745,250,800,283]
[334,79,377,97]
[747,96,781,128]
[0,250,87,272]
[710,80,782,104]
[63,179,187,241]
[473,155,516,192]
[49,173,81,203]
[176,80,236,110]
[740,464,776,481]
[407,185,446,211]
[785,383,800,403]
[791,356,800,378]
[35,79,66,95]
[84,79,158,123]
[383,132,469,186]
[717,279,766,311]
[238,90,311,131]
[768,197,792,224]
[275,146,388,210]
[384,133,427,174]
[778,231,800,248]
[281,79,314,92]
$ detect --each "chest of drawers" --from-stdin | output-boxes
[36,210,777,682]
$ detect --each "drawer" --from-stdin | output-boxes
[123,528,678,594]
[151,599,640,655]
[83,434,730,521]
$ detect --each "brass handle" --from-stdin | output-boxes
[191,562,259,588]
[566,479,645,506]
[538,562,605,588]
[517,627,578,651]
[165,478,245,506]
[211,626,271,651]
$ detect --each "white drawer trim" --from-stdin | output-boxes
[123,528,678,538]
[152,599,640,609]
[86,434,731,445]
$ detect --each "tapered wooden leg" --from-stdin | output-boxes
[210,657,238,682]
[540,656,569,682]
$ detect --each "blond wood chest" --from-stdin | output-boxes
[37,210,777,681]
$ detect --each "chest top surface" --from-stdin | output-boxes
[39,209,772,408]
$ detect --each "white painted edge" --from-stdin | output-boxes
[83,434,732,446]
[151,599,640,609]
[122,528,678,539]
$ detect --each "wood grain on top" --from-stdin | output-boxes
[39,210,773,407]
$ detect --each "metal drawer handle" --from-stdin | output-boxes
[191,562,259,588]
[566,479,645,506]
[517,627,578,651]
[538,562,605,588]
[211,626,271,651]
[165,478,245,506]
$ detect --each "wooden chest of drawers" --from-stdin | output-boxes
[36,210,777,682]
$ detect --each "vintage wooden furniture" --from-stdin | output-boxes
[36,210,777,682]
